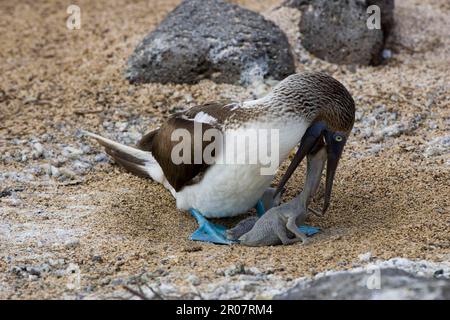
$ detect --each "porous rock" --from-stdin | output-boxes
[283,0,395,65]
[126,0,295,85]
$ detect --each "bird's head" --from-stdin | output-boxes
[272,72,355,215]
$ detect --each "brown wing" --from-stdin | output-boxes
[137,100,236,152]
[140,101,238,192]
[150,117,214,192]
[137,128,159,152]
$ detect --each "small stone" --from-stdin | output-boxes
[72,160,92,173]
[62,146,84,159]
[358,251,372,262]
[49,165,60,177]
[94,153,108,162]
[27,267,41,277]
[32,143,44,159]
[54,269,66,278]
[40,264,51,273]
[10,266,25,276]
[111,278,124,286]
[28,274,39,281]
[91,255,103,263]
[425,98,434,108]
[434,269,444,277]
[58,168,77,180]
[223,263,247,277]
[81,144,92,154]
[187,274,200,286]
[115,122,128,132]
[48,258,65,267]
[182,245,202,253]
[64,239,80,249]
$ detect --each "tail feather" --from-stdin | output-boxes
[107,150,151,178]
[82,130,157,179]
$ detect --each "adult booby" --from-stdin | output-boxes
[84,72,355,244]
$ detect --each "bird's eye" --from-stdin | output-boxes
[335,135,343,142]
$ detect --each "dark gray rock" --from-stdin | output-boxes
[275,268,450,300]
[283,0,394,65]
[126,0,295,85]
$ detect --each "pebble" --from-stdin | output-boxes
[54,269,66,278]
[48,258,65,267]
[10,266,25,276]
[40,263,51,273]
[27,267,41,277]
[20,152,28,162]
[425,98,434,108]
[32,143,44,159]
[366,145,383,154]
[187,274,200,286]
[64,239,80,249]
[62,146,84,159]
[72,160,92,173]
[81,144,92,154]
[94,153,108,162]
[91,255,103,263]
[115,122,128,132]
[358,251,372,262]
[28,274,39,281]
[111,278,124,286]
[434,269,444,277]
[58,168,77,181]
[48,165,60,177]
[222,264,247,277]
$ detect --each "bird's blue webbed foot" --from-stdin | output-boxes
[189,208,236,245]
[189,200,269,244]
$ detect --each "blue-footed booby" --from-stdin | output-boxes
[84,72,355,244]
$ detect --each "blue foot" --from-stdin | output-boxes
[189,209,235,245]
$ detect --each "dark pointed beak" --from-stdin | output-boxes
[274,122,326,197]
[322,132,347,215]
[274,122,348,216]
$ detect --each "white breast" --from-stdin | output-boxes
[175,118,308,218]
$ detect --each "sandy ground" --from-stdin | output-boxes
[0,0,449,299]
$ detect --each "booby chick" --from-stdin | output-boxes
[230,144,328,246]
[83,72,355,244]
[238,194,309,247]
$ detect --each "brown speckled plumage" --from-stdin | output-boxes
[260,72,355,134]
